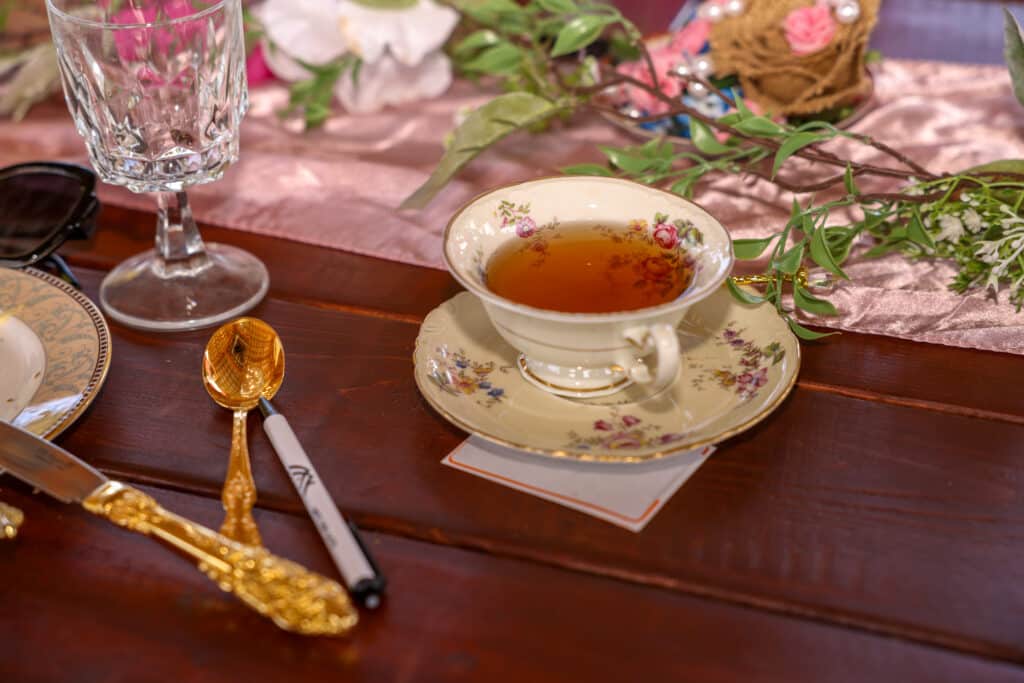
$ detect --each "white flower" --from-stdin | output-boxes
[935,214,965,243]
[257,0,458,114]
[336,0,458,66]
[962,208,983,233]
[335,51,451,114]
[976,241,1001,264]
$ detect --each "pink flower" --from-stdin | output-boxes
[752,367,768,387]
[782,5,837,56]
[594,420,614,431]
[737,372,753,385]
[112,0,204,62]
[668,19,712,56]
[515,216,537,238]
[615,47,683,115]
[652,223,679,249]
[621,415,642,427]
[606,434,643,449]
[246,44,275,86]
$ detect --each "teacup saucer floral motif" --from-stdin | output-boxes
[413,288,800,463]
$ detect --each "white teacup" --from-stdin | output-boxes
[443,177,734,398]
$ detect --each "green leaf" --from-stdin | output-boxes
[733,116,785,137]
[843,163,858,196]
[561,163,613,176]
[809,225,850,280]
[966,159,1024,176]
[771,132,821,177]
[461,42,523,75]
[458,0,525,27]
[401,93,561,209]
[688,119,732,155]
[670,175,698,198]
[786,316,837,341]
[825,225,858,263]
[598,145,659,174]
[453,29,501,60]
[906,211,935,250]
[727,278,766,305]
[551,15,614,57]
[732,236,775,260]
[537,0,577,13]
[793,285,838,316]
[735,96,755,120]
[772,240,805,275]
[1005,9,1024,107]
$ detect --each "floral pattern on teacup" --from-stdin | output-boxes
[428,346,508,407]
[565,414,687,451]
[691,324,785,401]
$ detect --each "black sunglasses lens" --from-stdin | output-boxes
[0,171,88,260]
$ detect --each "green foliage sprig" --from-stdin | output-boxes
[402,0,1024,337]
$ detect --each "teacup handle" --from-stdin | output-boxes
[623,324,680,390]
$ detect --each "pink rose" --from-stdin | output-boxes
[246,44,275,86]
[594,420,614,431]
[652,223,679,249]
[782,5,837,56]
[621,415,642,427]
[668,19,711,56]
[515,216,537,238]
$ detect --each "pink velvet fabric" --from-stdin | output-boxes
[1,59,1023,353]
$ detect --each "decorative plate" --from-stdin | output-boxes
[0,315,46,422]
[414,287,799,464]
[0,268,111,440]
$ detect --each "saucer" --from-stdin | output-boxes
[414,287,799,464]
[0,268,111,439]
[0,315,46,423]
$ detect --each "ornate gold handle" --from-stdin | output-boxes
[220,409,262,546]
[0,500,24,539]
[83,481,358,636]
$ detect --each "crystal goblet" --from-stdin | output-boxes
[45,0,268,331]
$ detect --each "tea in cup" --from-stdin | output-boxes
[443,177,734,398]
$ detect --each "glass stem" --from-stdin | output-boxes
[155,191,208,264]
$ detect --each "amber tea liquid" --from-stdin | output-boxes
[485,222,695,314]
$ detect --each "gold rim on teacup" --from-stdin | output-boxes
[442,176,735,398]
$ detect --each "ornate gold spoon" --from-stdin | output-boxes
[202,317,285,546]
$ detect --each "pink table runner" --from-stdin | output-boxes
[2,59,1023,353]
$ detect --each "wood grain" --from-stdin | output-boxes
[2,482,1022,683]
[54,268,1024,663]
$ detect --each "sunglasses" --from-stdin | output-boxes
[0,162,99,288]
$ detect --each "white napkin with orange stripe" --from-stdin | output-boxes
[443,436,714,532]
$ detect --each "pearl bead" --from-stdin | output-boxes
[698,3,724,22]
[687,81,709,98]
[671,63,692,79]
[626,107,643,119]
[835,1,860,23]
[693,56,714,77]
[724,0,745,16]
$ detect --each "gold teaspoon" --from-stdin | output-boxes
[202,317,285,546]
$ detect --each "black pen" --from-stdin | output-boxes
[259,398,386,609]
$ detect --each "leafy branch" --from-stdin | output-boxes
[403,0,1024,333]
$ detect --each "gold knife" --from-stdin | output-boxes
[0,421,358,636]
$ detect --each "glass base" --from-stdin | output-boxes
[99,243,269,332]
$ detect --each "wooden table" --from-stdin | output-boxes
[2,204,1023,682]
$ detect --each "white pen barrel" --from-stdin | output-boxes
[262,414,376,587]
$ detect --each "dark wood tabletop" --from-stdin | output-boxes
[2,203,1023,683]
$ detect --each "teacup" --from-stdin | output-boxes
[443,176,734,398]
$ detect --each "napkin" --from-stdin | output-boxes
[443,437,715,532]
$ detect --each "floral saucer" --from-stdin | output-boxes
[414,287,799,464]
[0,268,111,440]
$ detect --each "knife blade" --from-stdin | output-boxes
[0,421,358,636]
